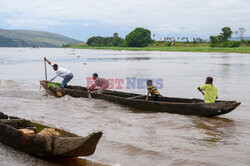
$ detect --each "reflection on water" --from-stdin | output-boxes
[1,48,250,166]
[0,143,109,166]
[86,57,151,62]
[126,57,151,61]
[191,117,235,146]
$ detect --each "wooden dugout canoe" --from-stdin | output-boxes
[40,80,241,117]
[0,112,102,157]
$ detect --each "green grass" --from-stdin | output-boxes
[69,46,250,54]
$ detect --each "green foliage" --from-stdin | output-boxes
[227,41,241,48]
[150,41,172,47]
[87,33,124,47]
[210,36,219,47]
[210,27,234,47]
[220,27,233,41]
[240,40,250,46]
[125,28,153,47]
[112,38,124,47]
[87,36,104,47]
[210,35,227,47]
[210,41,241,48]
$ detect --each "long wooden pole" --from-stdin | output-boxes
[44,58,48,96]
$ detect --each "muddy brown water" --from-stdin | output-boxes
[0,48,250,166]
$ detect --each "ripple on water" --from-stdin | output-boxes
[1,49,250,166]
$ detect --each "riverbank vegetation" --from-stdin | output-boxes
[210,27,244,48]
[69,45,250,53]
[66,27,250,53]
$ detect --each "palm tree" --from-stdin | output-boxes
[238,28,246,40]
[234,31,238,37]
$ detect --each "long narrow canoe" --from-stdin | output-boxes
[0,112,102,157]
[40,80,240,117]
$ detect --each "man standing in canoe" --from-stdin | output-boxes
[44,57,73,88]
[88,73,109,93]
[198,77,218,103]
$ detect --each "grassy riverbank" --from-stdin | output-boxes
[69,46,250,54]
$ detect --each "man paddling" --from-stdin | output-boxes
[44,57,73,88]
[88,73,109,93]
[198,77,218,103]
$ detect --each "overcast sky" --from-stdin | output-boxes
[0,0,249,41]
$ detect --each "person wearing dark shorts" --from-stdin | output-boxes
[146,80,163,101]
[88,73,109,93]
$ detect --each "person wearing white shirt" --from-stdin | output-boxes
[44,57,73,88]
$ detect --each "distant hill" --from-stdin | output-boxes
[0,29,82,47]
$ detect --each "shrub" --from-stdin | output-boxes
[210,41,241,48]
[227,41,241,48]
[125,28,153,47]
[87,36,124,47]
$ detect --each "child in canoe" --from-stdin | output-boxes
[198,77,218,103]
[146,80,163,101]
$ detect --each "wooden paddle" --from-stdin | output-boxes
[87,90,92,99]
[127,95,145,99]
[198,87,204,96]
[44,57,48,97]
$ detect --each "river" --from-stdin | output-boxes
[0,48,250,166]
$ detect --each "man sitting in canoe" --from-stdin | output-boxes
[44,57,73,88]
[146,80,163,101]
[198,77,218,103]
[88,73,109,93]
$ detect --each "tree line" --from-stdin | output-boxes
[86,27,248,48]
[87,33,124,47]
[87,28,153,47]
[210,27,249,48]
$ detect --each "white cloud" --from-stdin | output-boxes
[6,18,63,29]
[0,0,249,36]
